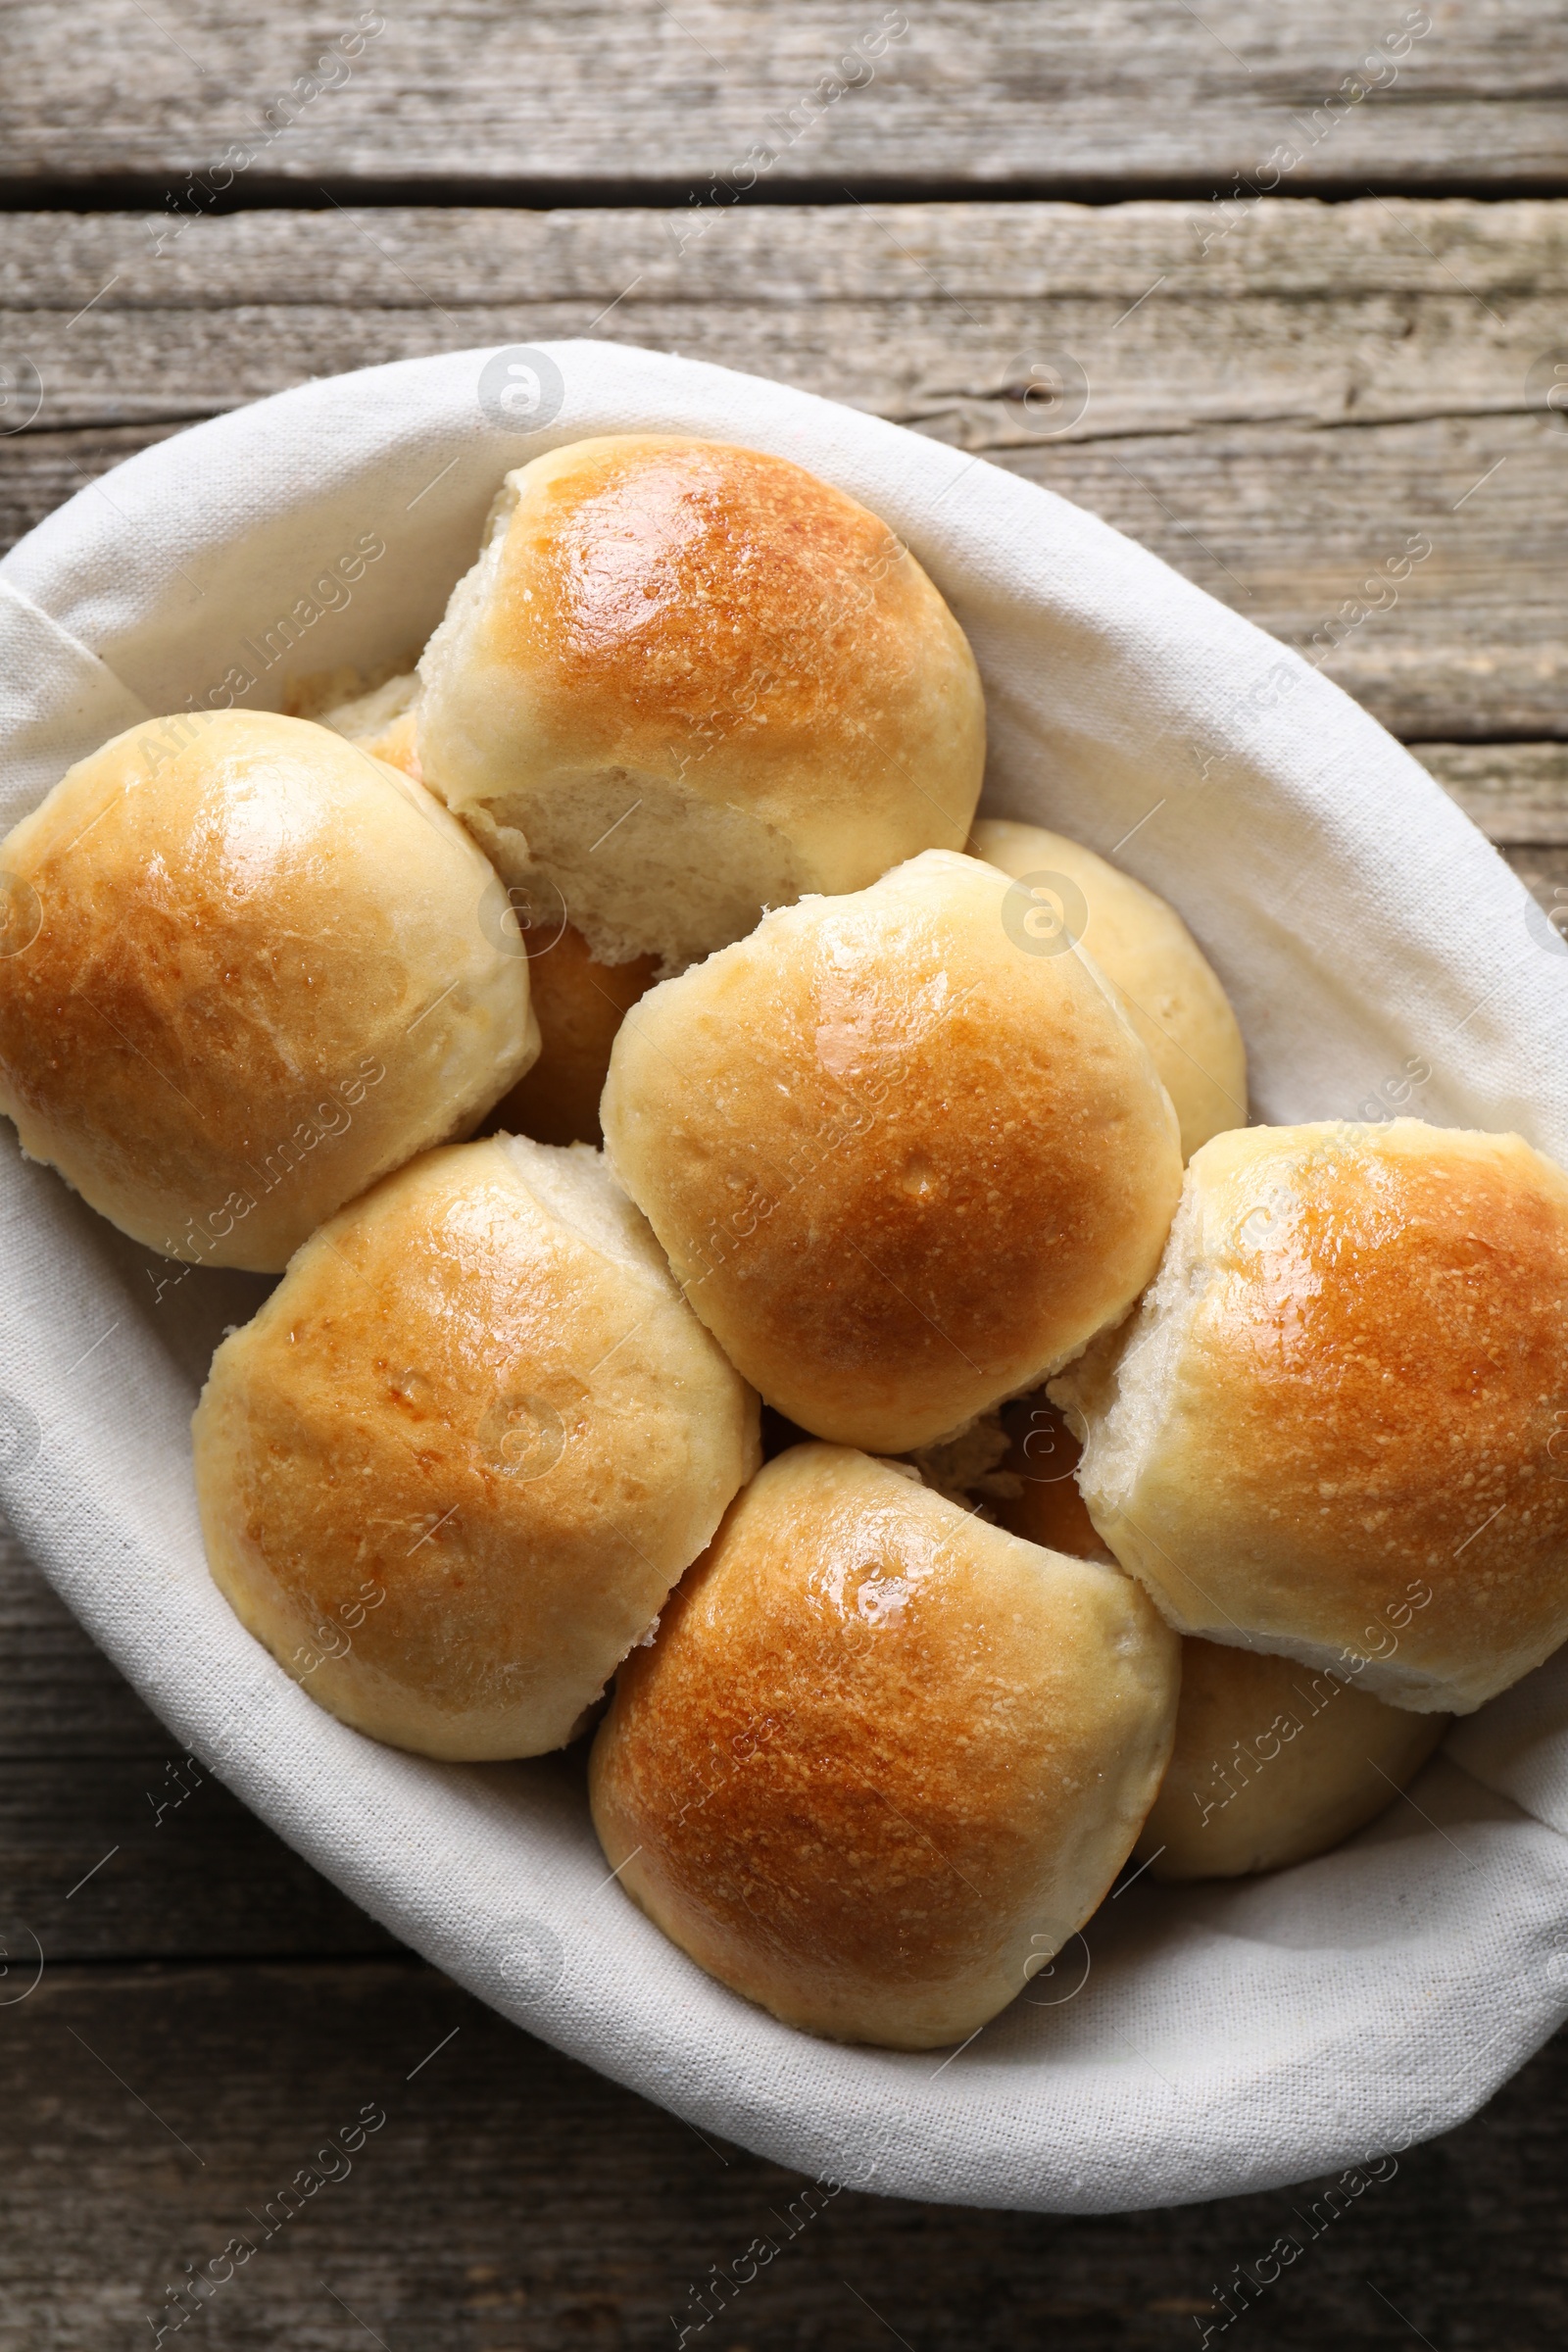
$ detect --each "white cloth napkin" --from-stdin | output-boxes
[2,341,1566,2215]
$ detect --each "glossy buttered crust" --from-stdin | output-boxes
[970,818,1248,1160]
[1055,1120,1568,1713]
[0,710,537,1271]
[192,1137,760,1760]
[1136,1640,1448,1880]
[415,436,986,967]
[589,1445,1180,2050]
[601,849,1185,1453]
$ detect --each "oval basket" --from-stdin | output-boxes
[2,341,1566,2212]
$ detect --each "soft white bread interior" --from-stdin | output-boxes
[601,848,1184,1453]
[1054,1119,1568,1714]
[0,710,537,1271]
[589,1444,1179,2050]
[1136,1640,1449,1880]
[415,435,987,973]
[309,668,423,779]
[971,816,1248,1158]
[307,667,660,1147]
[193,1136,760,1760]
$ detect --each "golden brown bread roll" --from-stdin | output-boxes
[193,1135,759,1759]
[416,436,987,972]
[489,924,659,1148]
[1054,1119,1568,1714]
[1135,1641,1449,1880]
[589,1444,1179,2049]
[601,848,1184,1453]
[970,817,1248,1159]
[968,1397,1448,1877]
[0,710,536,1271]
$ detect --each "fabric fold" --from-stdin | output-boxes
[0,580,152,820]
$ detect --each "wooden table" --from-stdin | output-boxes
[3,7,1568,2342]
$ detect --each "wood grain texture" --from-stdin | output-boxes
[3,200,1565,734]
[0,1530,401,1958]
[3,0,1566,194]
[1421,742,1568,844]
[2,166,1567,2324]
[0,1957,1564,2349]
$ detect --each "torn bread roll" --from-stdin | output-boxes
[602,849,1183,1453]
[193,1136,759,1759]
[0,710,536,1271]
[589,1444,1179,2049]
[312,675,658,1148]
[971,817,1247,1159]
[1135,1641,1449,1881]
[415,435,987,973]
[1054,1119,1568,1714]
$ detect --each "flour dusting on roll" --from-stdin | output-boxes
[193,1136,759,1760]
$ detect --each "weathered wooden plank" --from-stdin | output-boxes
[1500,843,1568,920]
[0,1529,398,1955]
[0,1957,1563,2345]
[9,192,1568,308]
[0,191,1554,411]
[0,1522,154,1757]
[4,201,1565,737]
[1422,743,1568,846]
[0,1748,400,1960]
[9,198,1568,424]
[2,0,1565,194]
